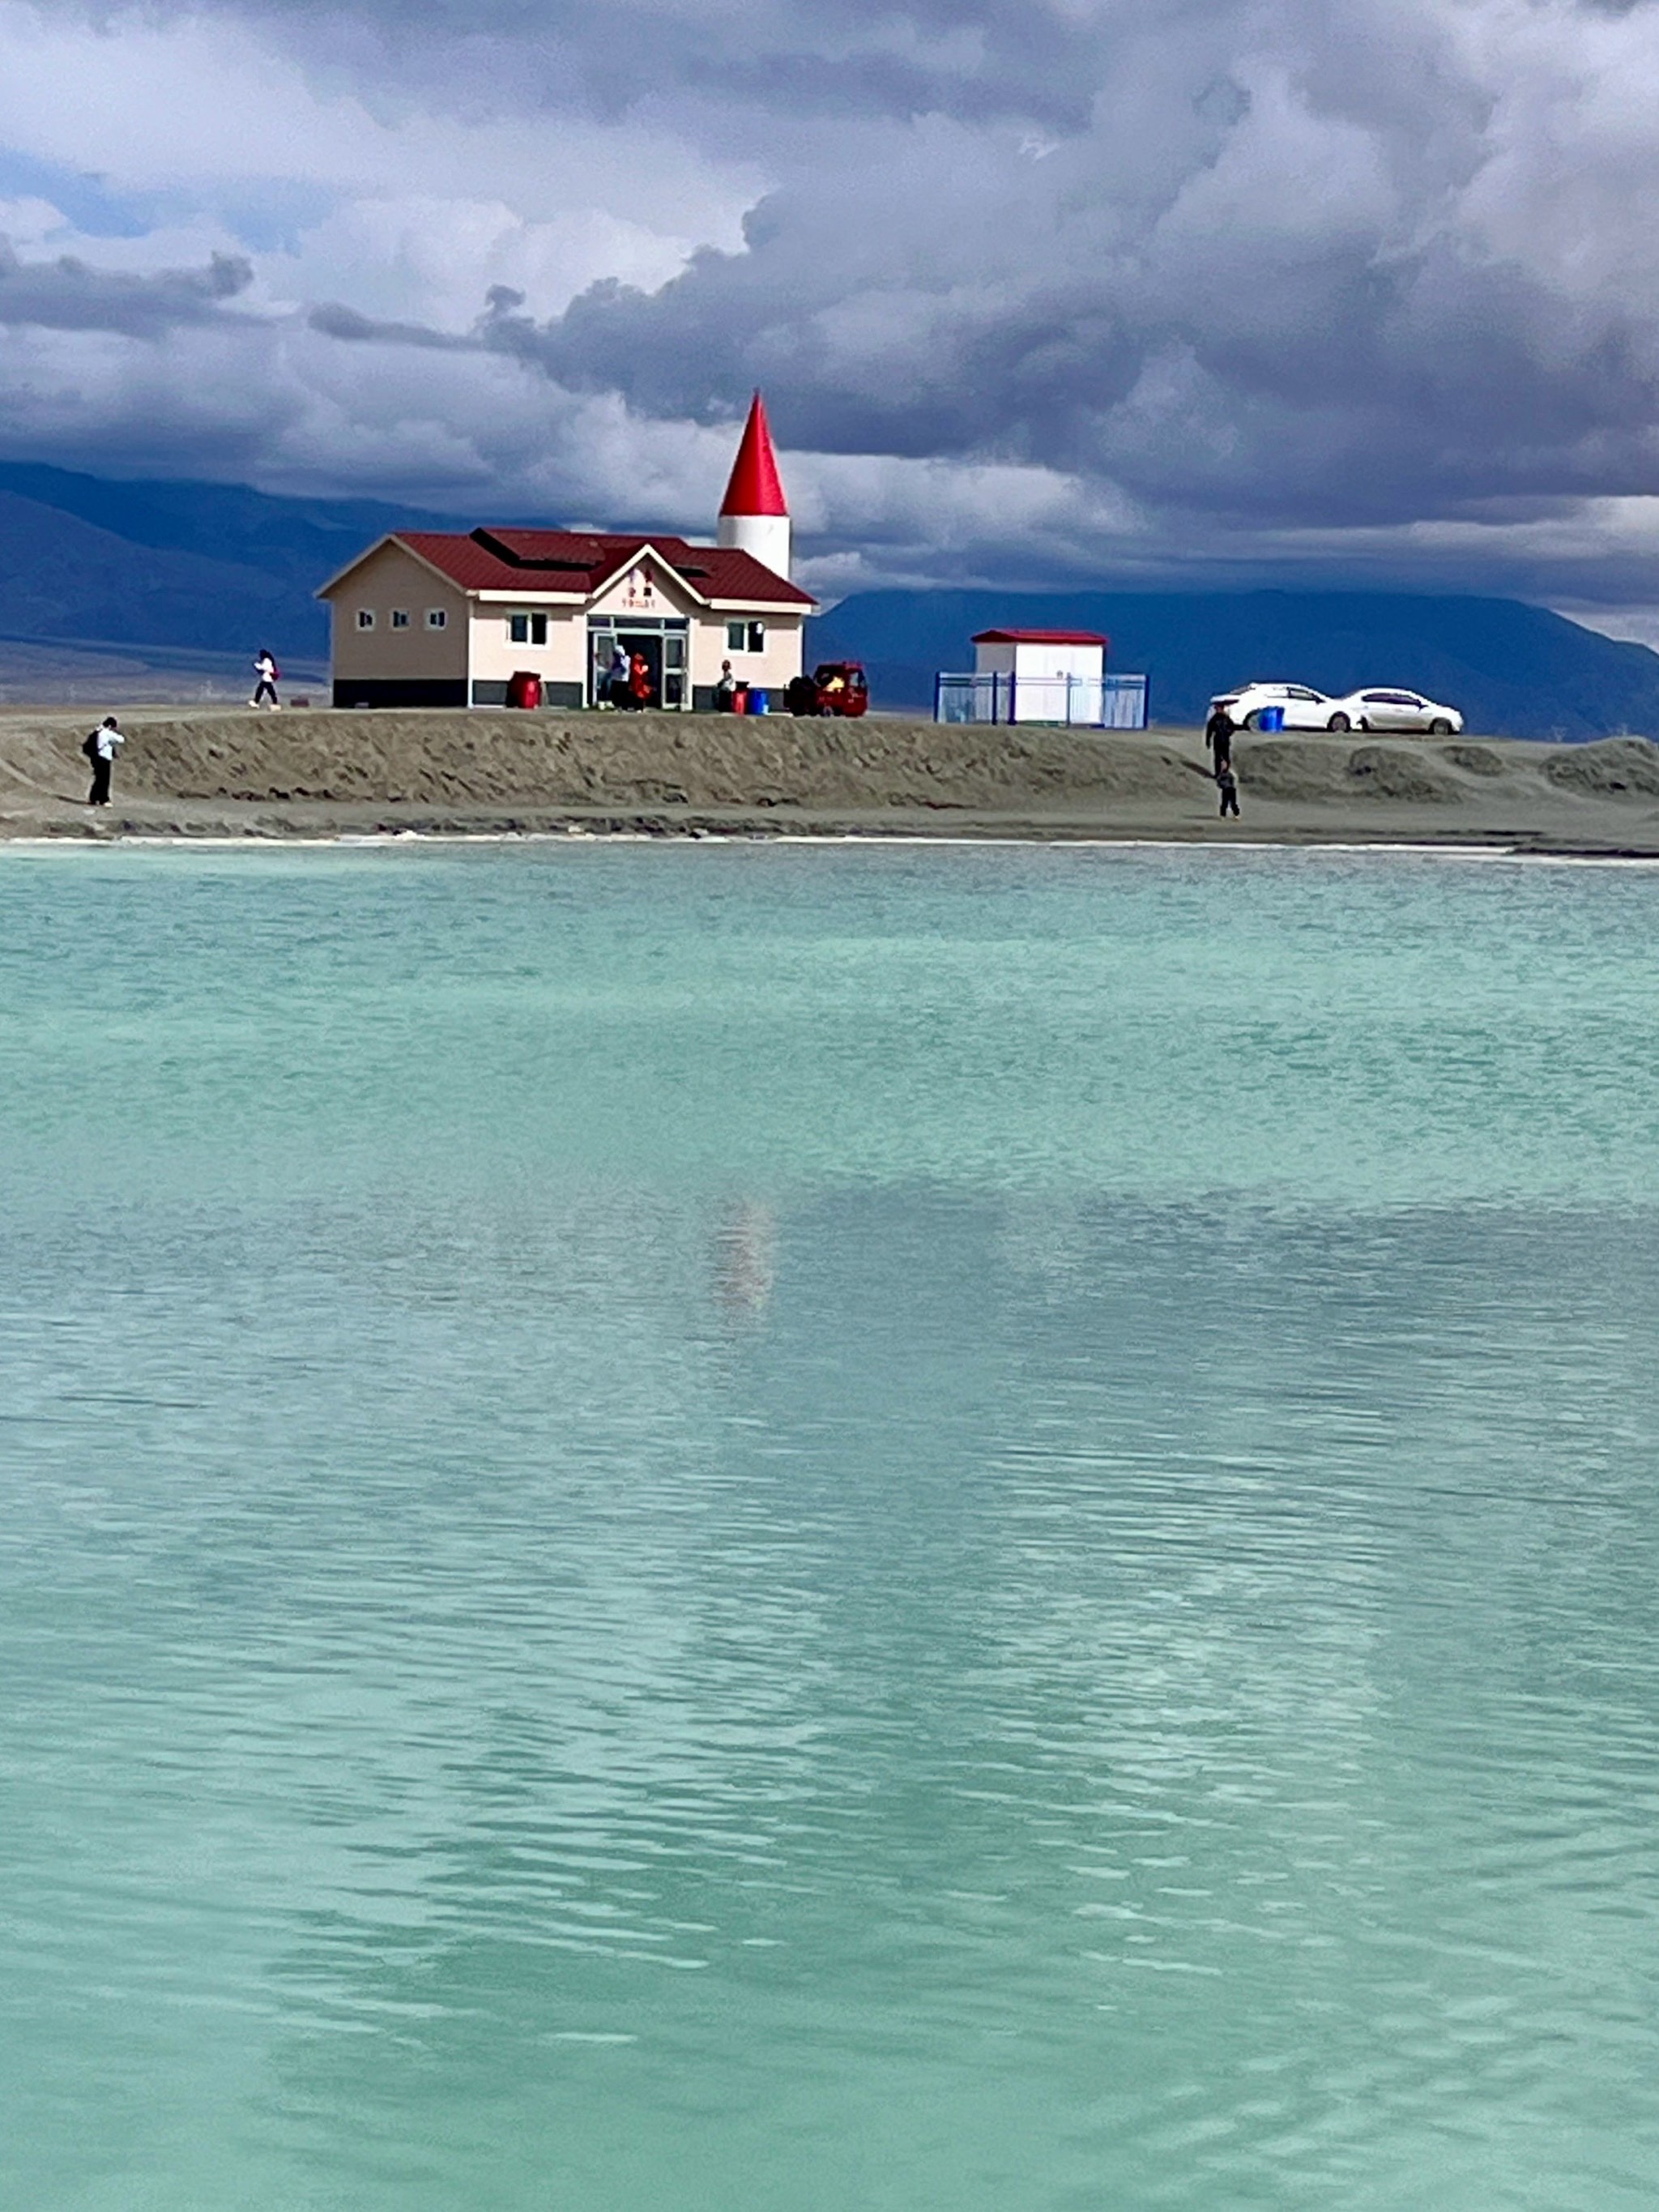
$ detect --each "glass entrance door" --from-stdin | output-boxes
[588,621,689,708]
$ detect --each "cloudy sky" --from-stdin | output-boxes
[4,0,1659,620]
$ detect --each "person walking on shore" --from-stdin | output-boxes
[1216,757,1240,818]
[83,716,123,807]
[1205,704,1233,769]
[250,650,280,708]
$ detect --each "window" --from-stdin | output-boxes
[356,609,375,630]
[426,609,447,630]
[727,619,766,653]
[747,621,766,654]
[509,613,548,645]
[726,621,745,651]
[390,609,410,629]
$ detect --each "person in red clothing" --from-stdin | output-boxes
[628,651,652,710]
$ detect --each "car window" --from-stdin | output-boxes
[1362,692,1394,703]
[1290,688,1322,700]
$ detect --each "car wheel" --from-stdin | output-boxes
[1243,710,1262,731]
[1326,713,1350,733]
[1429,718,1452,737]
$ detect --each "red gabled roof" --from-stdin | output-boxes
[972,628,1107,646]
[375,527,812,607]
[719,392,788,518]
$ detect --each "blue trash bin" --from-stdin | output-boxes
[1258,705,1284,732]
[747,687,769,715]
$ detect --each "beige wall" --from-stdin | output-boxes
[327,541,469,680]
[690,611,804,695]
[468,604,586,688]
[590,557,700,623]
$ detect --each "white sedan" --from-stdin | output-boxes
[1209,682,1333,731]
[1321,688,1463,735]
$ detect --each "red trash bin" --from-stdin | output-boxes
[507,669,542,709]
[731,685,749,715]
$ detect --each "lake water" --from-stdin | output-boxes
[3,841,1658,2210]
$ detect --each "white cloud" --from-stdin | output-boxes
[5,0,1659,608]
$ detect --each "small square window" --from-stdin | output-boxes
[356,609,375,630]
[390,609,410,630]
[747,621,766,654]
[509,613,528,643]
[531,613,548,646]
[426,609,446,630]
[726,621,745,651]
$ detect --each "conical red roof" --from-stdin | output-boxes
[719,391,788,517]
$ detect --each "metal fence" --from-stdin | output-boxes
[933,671,1149,729]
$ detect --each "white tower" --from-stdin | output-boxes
[716,391,791,580]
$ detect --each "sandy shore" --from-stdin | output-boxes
[4,705,1659,852]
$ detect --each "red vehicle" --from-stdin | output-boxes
[788,661,869,717]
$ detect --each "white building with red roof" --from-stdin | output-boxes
[967,628,1111,726]
[318,394,815,711]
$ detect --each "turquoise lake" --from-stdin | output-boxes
[2,841,1658,2209]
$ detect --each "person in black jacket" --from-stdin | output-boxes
[1204,705,1233,768]
[83,716,123,806]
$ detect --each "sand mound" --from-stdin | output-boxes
[6,707,1659,850]
[9,709,1202,814]
[1542,737,1659,797]
[1239,737,1466,804]
[1439,743,1506,778]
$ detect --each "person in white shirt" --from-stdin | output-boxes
[250,650,280,708]
[84,716,123,806]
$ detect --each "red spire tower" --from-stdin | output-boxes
[717,392,791,580]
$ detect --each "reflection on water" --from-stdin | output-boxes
[713,1198,776,1315]
[1,845,1657,2210]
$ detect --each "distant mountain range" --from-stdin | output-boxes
[809,589,1659,739]
[2,461,1657,734]
[0,462,456,673]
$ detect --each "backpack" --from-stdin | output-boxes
[81,729,100,760]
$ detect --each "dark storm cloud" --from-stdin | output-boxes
[13,0,1659,600]
[260,0,1659,550]
[0,236,253,334]
[243,0,1104,129]
[308,301,472,348]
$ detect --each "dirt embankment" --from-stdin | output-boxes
[4,707,1659,850]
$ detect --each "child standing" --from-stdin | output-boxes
[1217,758,1240,818]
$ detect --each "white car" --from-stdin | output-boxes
[1321,688,1463,735]
[1209,681,1333,731]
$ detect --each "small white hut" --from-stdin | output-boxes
[971,629,1107,724]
